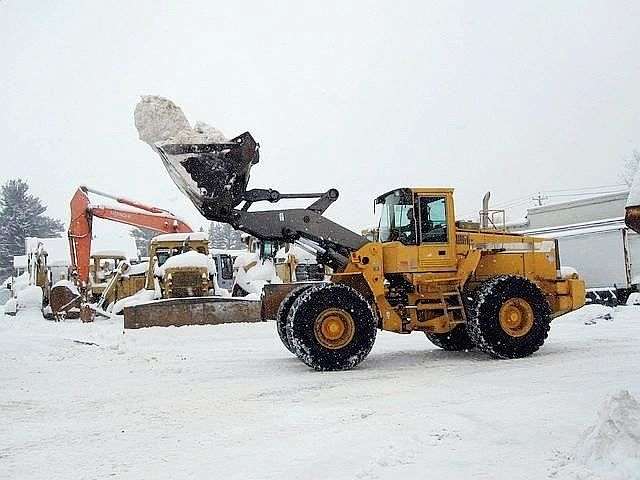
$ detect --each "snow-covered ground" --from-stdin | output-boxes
[1,305,638,480]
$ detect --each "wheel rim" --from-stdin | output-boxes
[499,298,534,337]
[314,308,355,349]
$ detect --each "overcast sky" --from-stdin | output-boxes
[1,1,638,242]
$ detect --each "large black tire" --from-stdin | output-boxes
[467,275,551,359]
[425,324,474,351]
[286,283,377,371]
[276,286,311,355]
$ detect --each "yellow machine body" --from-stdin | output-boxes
[334,188,585,335]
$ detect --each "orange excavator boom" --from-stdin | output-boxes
[68,186,192,285]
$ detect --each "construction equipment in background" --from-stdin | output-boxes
[274,244,326,283]
[153,131,586,371]
[56,186,240,321]
[210,248,244,291]
[51,186,193,320]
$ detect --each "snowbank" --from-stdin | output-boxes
[17,285,43,310]
[568,390,640,479]
[134,95,226,147]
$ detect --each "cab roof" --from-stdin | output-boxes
[374,187,454,204]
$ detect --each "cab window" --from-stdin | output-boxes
[377,189,417,245]
[419,196,448,243]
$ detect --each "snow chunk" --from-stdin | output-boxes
[17,285,43,310]
[134,95,226,147]
[156,251,214,278]
[570,390,640,479]
[134,95,191,145]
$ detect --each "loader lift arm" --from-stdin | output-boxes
[156,134,367,270]
[68,185,192,286]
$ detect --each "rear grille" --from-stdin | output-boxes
[166,271,206,298]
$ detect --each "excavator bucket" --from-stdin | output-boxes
[155,132,259,222]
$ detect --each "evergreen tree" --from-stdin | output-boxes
[208,222,244,250]
[0,179,64,279]
[130,227,157,257]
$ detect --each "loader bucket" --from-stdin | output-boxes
[155,132,259,222]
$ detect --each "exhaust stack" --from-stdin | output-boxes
[480,191,491,229]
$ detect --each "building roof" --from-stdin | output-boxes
[527,191,628,215]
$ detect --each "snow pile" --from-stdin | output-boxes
[563,390,640,479]
[17,285,43,310]
[233,252,281,295]
[52,279,79,295]
[155,251,215,278]
[134,95,226,147]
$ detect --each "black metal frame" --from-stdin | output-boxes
[157,133,367,270]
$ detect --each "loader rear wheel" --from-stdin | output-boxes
[467,275,551,359]
[276,286,311,355]
[425,324,474,351]
[286,283,377,371]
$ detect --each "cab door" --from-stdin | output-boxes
[416,194,457,271]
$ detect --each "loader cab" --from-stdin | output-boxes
[375,188,457,272]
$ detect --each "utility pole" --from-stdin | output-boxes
[532,192,548,206]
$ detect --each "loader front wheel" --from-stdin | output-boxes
[425,324,474,351]
[276,286,311,355]
[286,283,377,371]
[467,275,551,359]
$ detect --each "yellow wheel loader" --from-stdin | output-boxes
[152,132,586,370]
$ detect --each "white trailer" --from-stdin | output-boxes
[517,217,637,305]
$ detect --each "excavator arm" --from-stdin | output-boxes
[68,186,192,286]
